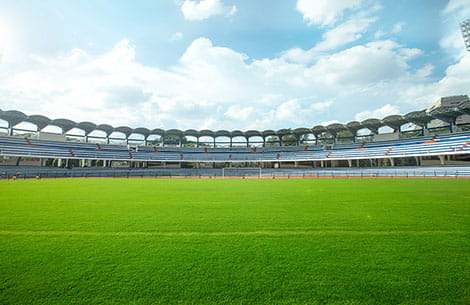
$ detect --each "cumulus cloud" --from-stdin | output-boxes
[296,0,370,27]
[180,0,237,21]
[283,5,380,63]
[355,104,400,121]
[0,33,468,131]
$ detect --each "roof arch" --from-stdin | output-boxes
[361,118,384,134]
[404,110,433,127]
[312,125,326,136]
[0,110,28,126]
[50,119,76,133]
[382,115,409,131]
[96,124,114,136]
[245,130,262,138]
[215,130,231,137]
[183,129,199,137]
[199,129,215,137]
[76,122,97,135]
[166,129,183,137]
[230,130,245,138]
[345,121,363,134]
[114,126,133,137]
[27,115,51,130]
[132,127,150,138]
[151,128,165,136]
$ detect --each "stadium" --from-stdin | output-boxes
[1,95,470,179]
[1,1,469,305]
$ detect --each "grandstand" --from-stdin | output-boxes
[1,95,470,175]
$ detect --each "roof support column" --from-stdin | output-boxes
[213,137,216,148]
[229,137,232,148]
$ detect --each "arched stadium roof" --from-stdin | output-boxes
[345,121,363,133]
[96,124,114,136]
[50,119,76,132]
[430,106,462,123]
[77,122,97,135]
[383,115,408,131]
[1,97,469,140]
[404,110,433,126]
[27,115,51,130]
[115,126,133,137]
[326,123,347,135]
[0,110,28,127]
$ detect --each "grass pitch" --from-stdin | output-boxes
[0,178,469,305]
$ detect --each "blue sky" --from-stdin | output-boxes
[0,0,469,133]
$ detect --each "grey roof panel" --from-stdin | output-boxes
[27,115,51,130]
[326,123,347,134]
[404,110,433,126]
[199,129,215,137]
[183,129,199,137]
[50,119,77,133]
[151,128,165,136]
[215,130,231,137]
[115,126,133,137]
[230,130,245,137]
[96,124,114,136]
[166,129,183,136]
[345,121,363,132]
[0,110,28,126]
[430,106,462,123]
[383,115,409,130]
[133,127,151,138]
[245,130,262,138]
[261,130,277,137]
[312,125,326,135]
[77,121,97,135]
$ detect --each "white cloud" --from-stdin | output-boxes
[283,7,379,63]
[0,35,468,132]
[306,40,416,86]
[391,22,405,33]
[355,104,400,121]
[314,14,377,51]
[296,0,369,27]
[224,105,254,121]
[180,0,237,21]
[169,32,183,41]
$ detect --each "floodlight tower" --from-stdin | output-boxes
[461,19,470,51]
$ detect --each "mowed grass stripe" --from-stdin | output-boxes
[0,229,466,236]
[1,178,469,305]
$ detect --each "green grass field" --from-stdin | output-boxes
[0,178,469,305]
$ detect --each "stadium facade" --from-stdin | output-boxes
[0,95,469,171]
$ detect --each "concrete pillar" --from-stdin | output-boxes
[321,160,324,168]
[347,159,352,167]
[439,155,445,165]
[57,158,62,168]
[294,161,299,168]
[390,158,395,166]
[81,159,85,167]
